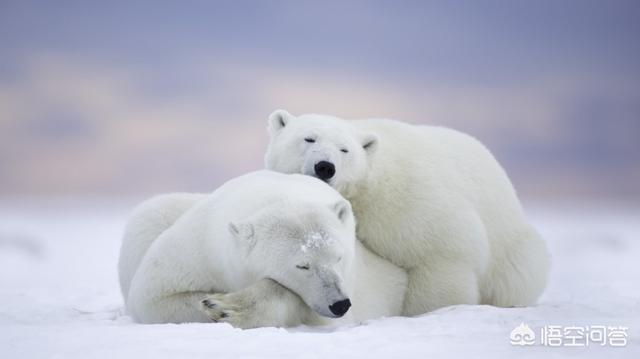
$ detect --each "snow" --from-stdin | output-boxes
[300,231,332,253]
[1,201,638,358]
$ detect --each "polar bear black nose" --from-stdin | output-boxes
[328,298,351,317]
[315,161,336,181]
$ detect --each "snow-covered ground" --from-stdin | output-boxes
[0,201,638,358]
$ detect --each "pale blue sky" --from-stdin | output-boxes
[0,1,638,200]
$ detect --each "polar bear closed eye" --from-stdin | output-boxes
[265,110,550,315]
[118,170,407,328]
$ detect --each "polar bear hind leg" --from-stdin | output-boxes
[118,192,205,300]
[480,228,550,307]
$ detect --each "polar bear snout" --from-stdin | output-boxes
[329,298,351,317]
[314,161,336,181]
[303,267,353,318]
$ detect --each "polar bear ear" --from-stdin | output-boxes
[268,109,294,135]
[228,221,256,247]
[332,200,352,224]
[361,133,379,154]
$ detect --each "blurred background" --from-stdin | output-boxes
[1,0,639,204]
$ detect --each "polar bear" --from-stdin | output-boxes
[118,170,406,328]
[264,110,550,315]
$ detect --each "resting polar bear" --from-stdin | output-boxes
[265,110,550,315]
[118,170,406,328]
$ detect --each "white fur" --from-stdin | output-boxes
[118,170,407,327]
[265,110,550,315]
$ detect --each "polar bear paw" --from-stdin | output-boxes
[201,293,253,328]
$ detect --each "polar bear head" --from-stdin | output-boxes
[228,197,356,318]
[265,110,378,198]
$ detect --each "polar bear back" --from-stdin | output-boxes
[350,119,531,255]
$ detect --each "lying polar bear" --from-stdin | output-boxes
[265,110,550,315]
[119,170,407,328]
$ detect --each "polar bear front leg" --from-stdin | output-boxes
[200,278,321,329]
[129,290,217,323]
[402,261,480,316]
